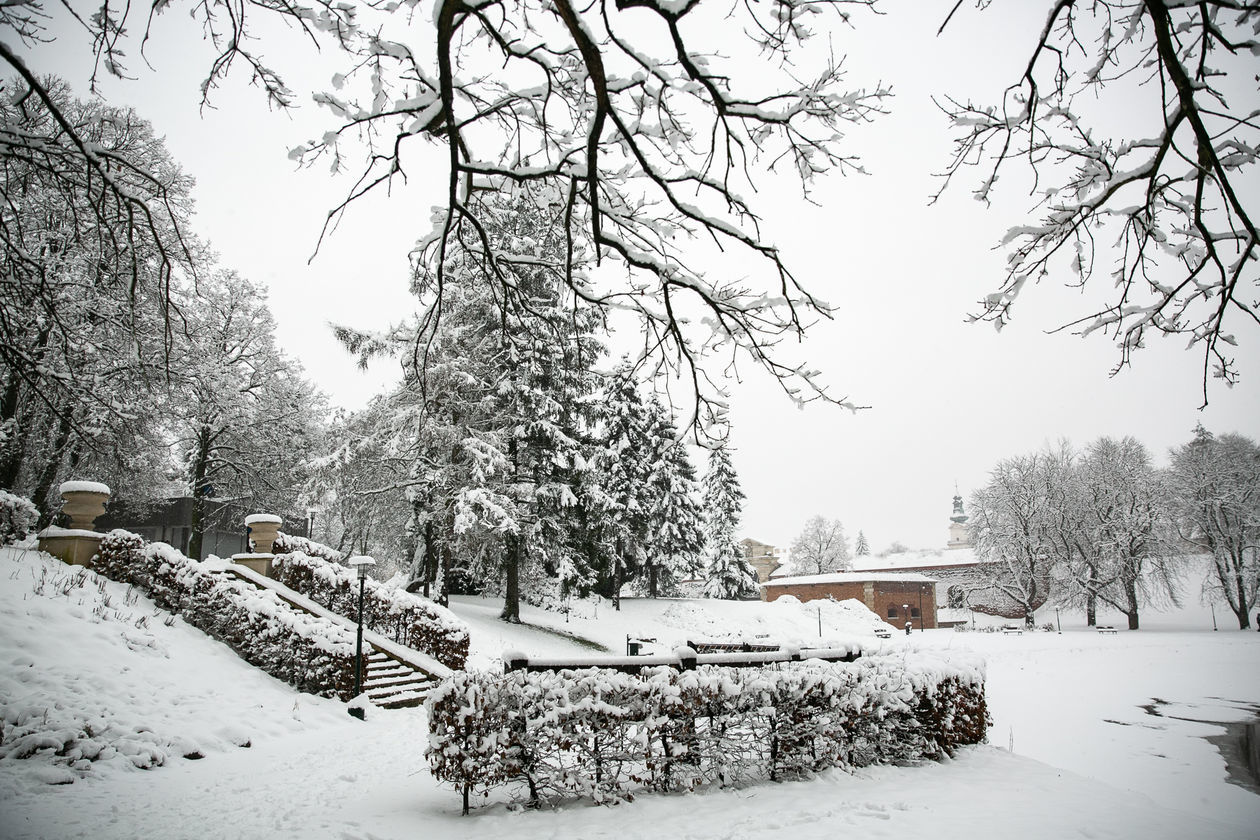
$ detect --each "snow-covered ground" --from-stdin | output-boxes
[3,545,1258,839]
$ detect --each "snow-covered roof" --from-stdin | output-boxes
[762,571,938,587]
[851,547,980,572]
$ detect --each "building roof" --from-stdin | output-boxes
[851,547,981,572]
[762,571,938,587]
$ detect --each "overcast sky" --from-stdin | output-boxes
[31,1,1259,554]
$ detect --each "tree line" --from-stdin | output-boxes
[967,428,1260,630]
[0,78,324,550]
[0,81,762,620]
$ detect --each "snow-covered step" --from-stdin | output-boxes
[366,673,430,691]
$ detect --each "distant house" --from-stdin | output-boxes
[741,538,783,582]
[761,571,939,629]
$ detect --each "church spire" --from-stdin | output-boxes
[948,483,971,549]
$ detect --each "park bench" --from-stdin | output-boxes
[1097,626,1118,635]
[1002,624,1024,635]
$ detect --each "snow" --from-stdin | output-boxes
[57,481,110,495]
[243,514,282,525]
[764,571,939,587]
[851,547,981,571]
[3,545,1258,839]
[36,527,104,539]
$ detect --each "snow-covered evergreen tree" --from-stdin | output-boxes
[855,530,870,557]
[591,357,655,609]
[641,397,705,597]
[701,444,759,600]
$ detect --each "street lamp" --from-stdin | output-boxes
[918,585,925,632]
[348,555,375,720]
[903,603,911,635]
[306,507,318,541]
[1054,605,1061,634]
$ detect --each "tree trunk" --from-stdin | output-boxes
[648,563,658,599]
[187,427,211,560]
[0,326,51,491]
[612,538,623,611]
[1235,561,1251,629]
[1124,576,1140,631]
[422,518,438,599]
[32,408,73,529]
[0,372,26,490]
[501,531,521,623]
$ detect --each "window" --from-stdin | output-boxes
[887,605,898,619]
[910,607,921,618]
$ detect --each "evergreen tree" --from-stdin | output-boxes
[592,357,655,609]
[701,444,759,600]
[641,396,705,597]
[855,530,870,557]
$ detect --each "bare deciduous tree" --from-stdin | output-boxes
[10,0,887,433]
[937,1,1259,402]
[790,514,850,574]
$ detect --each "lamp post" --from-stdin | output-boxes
[918,585,925,632]
[1054,606,1061,634]
[903,603,911,635]
[306,507,317,541]
[348,555,375,719]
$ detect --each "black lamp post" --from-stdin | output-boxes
[918,585,925,632]
[1054,606,1061,634]
[903,603,911,635]
[348,555,375,719]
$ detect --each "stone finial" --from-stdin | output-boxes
[58,480,111,531]
[244,513,282,555]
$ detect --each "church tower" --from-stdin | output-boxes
[947,486,971,549]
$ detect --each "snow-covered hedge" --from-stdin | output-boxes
[92,530,358,700]
[272,531,343,564]
[427,652,989,812]
[0,490,38,545]
[272,549,469,671]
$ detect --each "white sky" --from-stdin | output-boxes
[29,1,1260,553]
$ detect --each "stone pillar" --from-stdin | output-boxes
[38,481,111,567]
[233,513,281,577]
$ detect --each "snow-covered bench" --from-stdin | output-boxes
[1002,625,1024,635]
[1097,626,1118,635]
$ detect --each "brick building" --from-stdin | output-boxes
[761,572,938,629]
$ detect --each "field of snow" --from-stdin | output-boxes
[2,545,1258,839]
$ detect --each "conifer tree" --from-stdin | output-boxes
[855,531,870,557]
[592,357,656,609]
[642,397,705,597]
[701,444,759,600]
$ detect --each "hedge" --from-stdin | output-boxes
[92,530,358,700]
[271,550,469,671]
[427,652,989,813]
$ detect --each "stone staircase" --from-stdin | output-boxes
[363,650,442,709]
[218,563,451,708]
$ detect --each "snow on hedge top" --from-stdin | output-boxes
[244,514,282,525]
[58,480,110,495]
[763,571,939,587]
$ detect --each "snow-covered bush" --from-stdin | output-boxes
[0,490,38,545]
[426,651,988,812]
[272,550,469,670]
[92,530,358,699]
[272,530,343,563]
